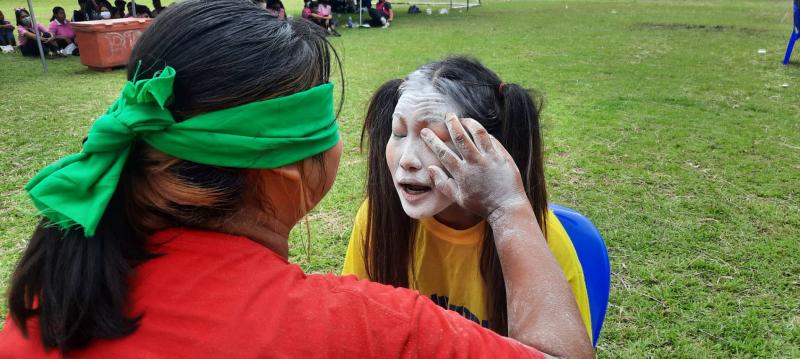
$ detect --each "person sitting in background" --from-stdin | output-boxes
[126,3,152,18]
[98,0,114,12]
[48,6,78,55]
[15,8,62,57]
[73,0,101,21]
[266,0,286,19]
[151,0,165,17]
[0,10,17,47]
[99,5,112,19]
[309,0,340,36]
[302,1,312,19]
[331,0,354,14]
[367,0,392,28]
[112,0,126,18]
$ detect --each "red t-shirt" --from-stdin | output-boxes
[0,228,544,358]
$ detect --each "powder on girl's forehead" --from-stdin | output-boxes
[396,70,463,122]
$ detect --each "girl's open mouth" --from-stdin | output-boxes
[401,183,431,194]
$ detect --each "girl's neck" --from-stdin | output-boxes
[433,204,483,230]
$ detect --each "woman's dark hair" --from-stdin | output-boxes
[99,0,113,11]
[50,6,65,22]
[81,0,97,12]
[112,2,125,18]
[127,4,152,17]
[360,56,547,336]
[8,0,342,353]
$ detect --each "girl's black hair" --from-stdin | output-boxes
[8,0,343,353]
[361,56,547,336]
[50,6,65,22]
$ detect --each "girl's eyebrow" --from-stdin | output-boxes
[411,106,450,123]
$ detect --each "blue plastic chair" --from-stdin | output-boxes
[784,0,800,65]
[550,204,610,348]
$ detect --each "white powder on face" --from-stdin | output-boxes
[385,71,463,219]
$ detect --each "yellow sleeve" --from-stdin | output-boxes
[545,210,593,341]
[341,199,370,279]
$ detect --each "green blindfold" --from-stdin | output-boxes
[26,66,339,237]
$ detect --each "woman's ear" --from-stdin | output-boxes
[265,163,302,183]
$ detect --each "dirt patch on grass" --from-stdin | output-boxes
[632,22,765,35]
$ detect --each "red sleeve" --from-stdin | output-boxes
[320,275,546,358]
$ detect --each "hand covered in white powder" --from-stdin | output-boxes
[420,114,530,220]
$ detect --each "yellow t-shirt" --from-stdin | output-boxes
[342,200,593,339]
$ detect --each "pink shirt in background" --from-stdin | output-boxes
[317,4,331,17]
[17,24,48,46]
[48,20,75,40]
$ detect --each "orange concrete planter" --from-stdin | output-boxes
[72,18,153,71]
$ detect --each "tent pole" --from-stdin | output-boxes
[26,0,48,73]
[131,0,137,17]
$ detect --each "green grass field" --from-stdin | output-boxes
[1,0,799,357]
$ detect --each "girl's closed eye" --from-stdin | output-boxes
[391,116,408,138]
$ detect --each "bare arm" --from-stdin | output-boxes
[422,115,594,358]
[489,203,592,358]
[23,31,39,40]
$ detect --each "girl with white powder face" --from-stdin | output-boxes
[386,69,464,221]
[343,56,595,350]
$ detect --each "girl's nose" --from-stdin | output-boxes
[399,146,423,171]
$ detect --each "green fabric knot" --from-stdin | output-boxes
[85,67,177,154]
[26,66,339,237]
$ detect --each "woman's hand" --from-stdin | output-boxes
[420,113,529,220]
[422,114,594,357]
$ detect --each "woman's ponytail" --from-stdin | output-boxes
[8,181,153,351]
